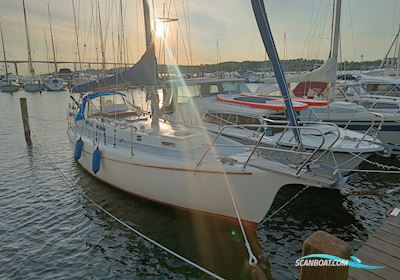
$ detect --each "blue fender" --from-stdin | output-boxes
[74,138,84,160]
[92,147,101,174]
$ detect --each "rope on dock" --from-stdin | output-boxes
[32,136,225,280]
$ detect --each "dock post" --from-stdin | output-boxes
[300,230,350,280]
[19,97,32,145]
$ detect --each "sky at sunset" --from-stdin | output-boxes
[0,0,399,75]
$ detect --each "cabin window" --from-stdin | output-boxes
[199,84,221,96]
[221,82,250,95]
[373,103,399,110]
[177,85,200,104]
[203,112,260,126]
[361,101,373,108]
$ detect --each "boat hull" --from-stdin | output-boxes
[68,129,324,223]
[215,130,371,173]
[335,122,400,154]
[46,80,65,91]
[24,82,43,92]
[1,84,20,92]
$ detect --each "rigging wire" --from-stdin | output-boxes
[172,0,191,66]
[31,136,225,280]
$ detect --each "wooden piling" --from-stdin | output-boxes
[19,97,32,145]
[300,230,350,280]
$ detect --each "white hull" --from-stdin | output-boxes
[68,128,334,223]
[222,132,371,172]
[1,84,20,92]
[333,121,400,152]
[203,122,380,172]
[24,82,43,92]
[46,80,65,91]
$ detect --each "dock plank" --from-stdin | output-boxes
[349,208,400,280]
[358,245,400,270]
[373,229,400,247]
[355,249,400,280]
[365,237,400,258]
[380,223,400,237]
[349,268,384,280]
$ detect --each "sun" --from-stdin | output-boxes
[155,20,166,37]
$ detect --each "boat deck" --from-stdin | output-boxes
[349,208,400,280]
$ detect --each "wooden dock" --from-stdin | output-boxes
[349,208,400,280]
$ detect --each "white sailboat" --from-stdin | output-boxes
[261,0,400,155]
[21,0,42,93]
[0,22,20,93]
[161,78,384,173]
[45,3,64,92]
[67,0,344,224]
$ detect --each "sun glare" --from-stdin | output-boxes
[155,20,166,37]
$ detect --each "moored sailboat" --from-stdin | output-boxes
[67,0,345,224]
[0,22,20,93]
[21,0,42,93]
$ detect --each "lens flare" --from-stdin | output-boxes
[155,20,166,37]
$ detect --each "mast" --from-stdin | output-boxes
[396,24,400,77]
[72,0,82,71]
[44,28,50,74]
[329,0,341,100]
[22,0,34,77]
[97,1,106,73]
[119,0,124,69]
[381,26,400,68]
[216,40,219,76]
[48,3,58,74]
[0,22,9,77]
[176,29,179,65]
[142,0,159,130]
[250,0,301,145]
[330,0,341,63]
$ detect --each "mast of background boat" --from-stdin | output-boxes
[250,0,302,144]
[72,0,82,71]
[48,3,58,74]
[396,24,400,77]
[22,0,34,78]
[380,26,400,68]
[119,0,125,70]
[0,22,9,78]
[44,29,51,74]
[97,1,106,73]
[329,0,341,101]
[143,0,159,130]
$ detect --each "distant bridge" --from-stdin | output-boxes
[0,60,130,75]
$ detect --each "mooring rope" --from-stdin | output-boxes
[259,186,310,226]
[347,151,400,172]
[32,136,225,280]
[225,183,258,267]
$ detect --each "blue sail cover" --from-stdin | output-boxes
[250,0,302,145]
[72,45,157,93]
